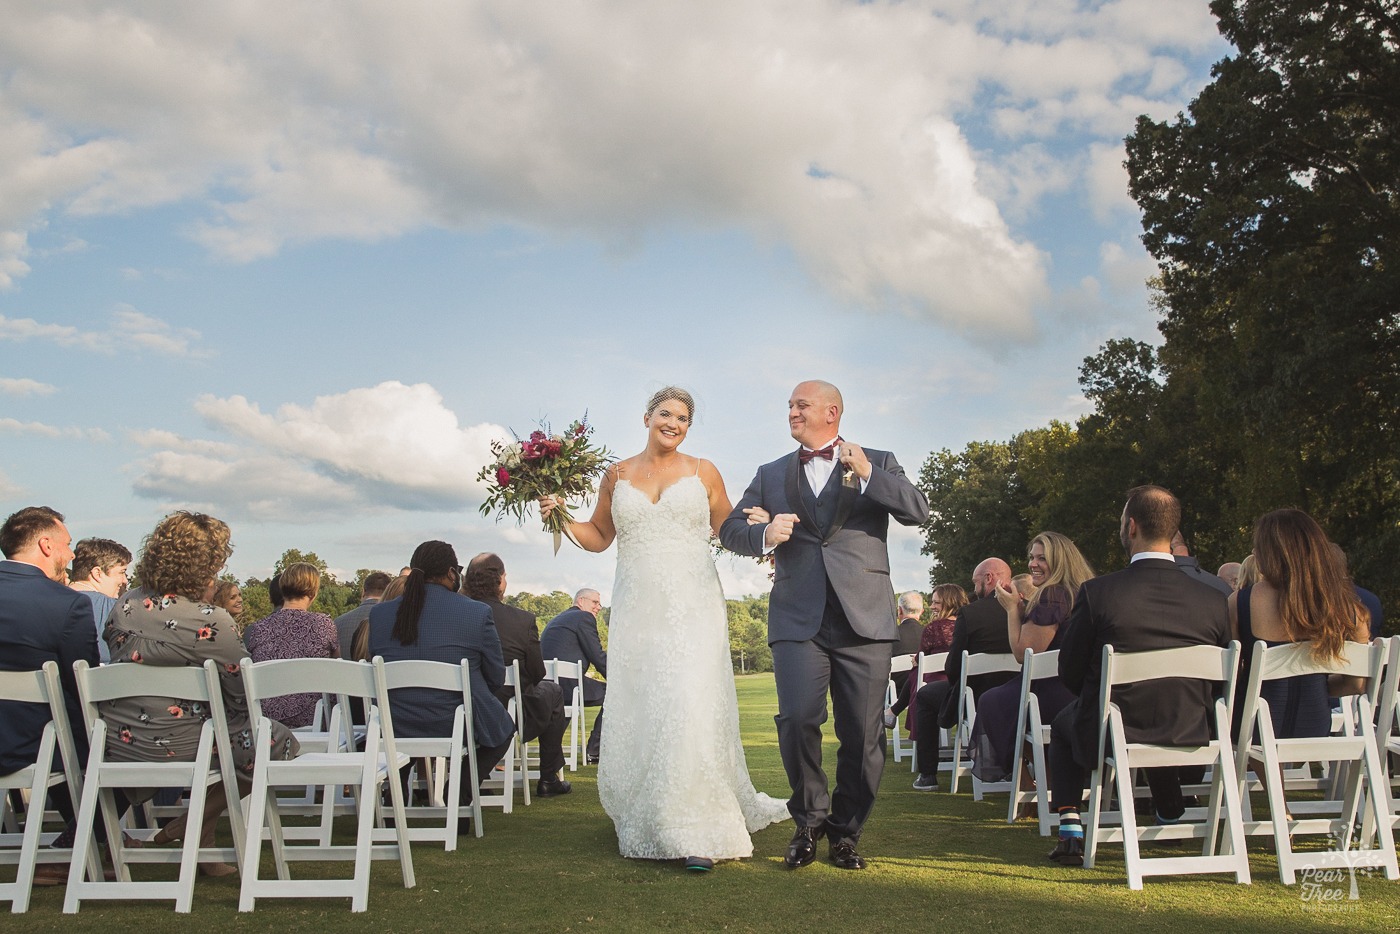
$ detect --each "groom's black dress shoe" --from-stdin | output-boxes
[1047,836,1084,866]
[828,841,867,870]
[784,826,820,869]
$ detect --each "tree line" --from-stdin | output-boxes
[918,0,1397,625]
[226,548,775,673]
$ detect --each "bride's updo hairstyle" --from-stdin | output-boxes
[394,540,459,646]
[646,386,695,421]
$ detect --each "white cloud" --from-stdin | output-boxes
[0,468,21,499]
[0,306,207,356]
[0,377,57,396]
[131,381,508,517]
[0,417,109,442]
[0,1,1225,332]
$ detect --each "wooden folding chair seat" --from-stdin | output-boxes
[238,657,414,912]
[1083,643,1251,890]
[1234,639,1398,884]
[1007,648,1059,835]
[0,662,93,913]
[64,659,241,913]
[376,658,482,848]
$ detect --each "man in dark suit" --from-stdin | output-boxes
[1,506,101,884]
[332,570,391,657]
[540,590,607,763]
[1047,485,1230,866]
[911,557,1015,791]
[1171,532,1233,595]
[464,553,571,797]
[882,592,925,728]
[721,380,929,870]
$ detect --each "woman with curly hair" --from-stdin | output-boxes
[104,511,299,873]
[1231,508,1371,739]
[971,531,1095,785]
[243,562,340,728]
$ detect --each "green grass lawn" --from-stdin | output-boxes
[16,674,1398,931]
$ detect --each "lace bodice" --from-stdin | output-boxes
[597,473,789,859]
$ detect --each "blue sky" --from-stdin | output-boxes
[0,1,1229,600]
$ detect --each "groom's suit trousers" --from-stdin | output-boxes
[771,583,890,846]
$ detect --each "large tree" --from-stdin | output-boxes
[1125,0,1399,611]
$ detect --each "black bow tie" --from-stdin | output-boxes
[798,445,836,465]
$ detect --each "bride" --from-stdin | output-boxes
[540,386,790,870]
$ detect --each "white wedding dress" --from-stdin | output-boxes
[598,475,790,859]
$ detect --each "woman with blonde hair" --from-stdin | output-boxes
[971,531,1095,784]
[1230,508,1371,739]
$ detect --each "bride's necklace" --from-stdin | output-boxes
[640,457,682,479]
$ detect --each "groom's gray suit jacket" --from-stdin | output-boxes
[720,447,929,643]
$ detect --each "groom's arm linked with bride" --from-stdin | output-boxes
[717,380,929,871]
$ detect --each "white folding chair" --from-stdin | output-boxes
[376,658,482,848]
[478,661,529,811]
[908,651,948,775]
[544,658,585,772]
[65,659,242,913]
[238,657,414,912]
[887,652,917,764]
[1007,649,1059,835]
[1081,642,1250,889]
[1233,639,1398,884]
[0,662,94,913]
[950,652,1019,793]
[1372,637,1400,828]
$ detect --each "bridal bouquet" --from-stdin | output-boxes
[476,416,615,553]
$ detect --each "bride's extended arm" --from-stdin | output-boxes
[541,467,619,553]
[700,460,734,537]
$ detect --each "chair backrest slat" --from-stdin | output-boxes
[890,652,916,675]
[1107,643,1237,686]
[1256,639,1371,680]
[1023,648,1059,680]
[0,666,49,704]
[964,652,1019,678]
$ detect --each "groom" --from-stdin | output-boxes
[721,380,929,870]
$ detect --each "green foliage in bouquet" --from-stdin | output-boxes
[476,417,616,537]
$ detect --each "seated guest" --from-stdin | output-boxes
[68,537,131,664]
[1,507,100,882]
[1216,562,1242,591]
[1328,542,1383,639]
[900,584,966,737]
[1231,510,1372,740]
[464,553,571,798]
[207,580,244,633]
[912,559,1014,791]
[1171,532,1233,595]
[1237,554,1260,590]
[969,531,1093,784]
[104,511,299,875]
[1011,573,1036,602]
[243,563,339,728]
[541,590,608,764]
[882,592,926,728]
[1047,486,1229,867]
[351,576,405,661]
[333,571,392,658]
[368,541,515,832]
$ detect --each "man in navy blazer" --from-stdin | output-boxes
[721,380,929,870]
[0,506,97,778]
[1046,485,1230,866]
[540,590,607,762]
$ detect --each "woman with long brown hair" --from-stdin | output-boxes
[1231,508,1371,738]
[971,531,1094,784]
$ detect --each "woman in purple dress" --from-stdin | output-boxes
[970,531,1093,785]
[243,562,339,728]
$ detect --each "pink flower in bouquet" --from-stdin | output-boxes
[543,438,563,457]
[496,467,511,486]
